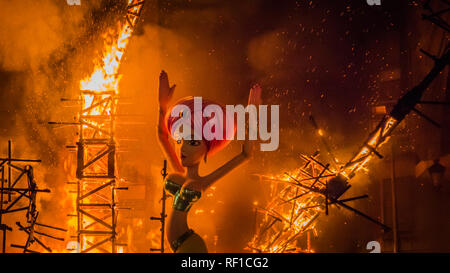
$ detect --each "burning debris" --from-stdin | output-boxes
[248,149,388,253]
[248,154,326,253]
[249,0,450,252]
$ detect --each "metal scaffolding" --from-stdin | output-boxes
[48,0,145,253]
[71,90,122,253]
[68,0,145,253]
[0,140,64,253]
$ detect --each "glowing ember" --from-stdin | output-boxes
[248,156,332,253]
[250,114,399,253]
[339,115,398,179]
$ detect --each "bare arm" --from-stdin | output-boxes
[195,84,263,191]
[198,146,250,191]
[156,71,184,173]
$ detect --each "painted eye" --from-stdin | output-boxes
[189,140,200,146]
[176,139,182,144]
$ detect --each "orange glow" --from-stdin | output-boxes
[250,116,399,253]
[249,157,330,253]
[340,116,398,179]
[69,0,144,253]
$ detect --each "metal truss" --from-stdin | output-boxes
[63,0,145,253]
[71,90,122,253]
[0,140,64,253]
[248,152,387,253]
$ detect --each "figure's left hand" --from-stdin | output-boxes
[243,84,263,157]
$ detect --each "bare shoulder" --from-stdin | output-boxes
[183,176,211,192]
[166,173,185,184]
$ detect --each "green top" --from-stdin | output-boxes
[164,179,201,212]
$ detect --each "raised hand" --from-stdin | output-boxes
[198,84,264,190]
[157,70,184,173]
[243,84,263,157]
[159,70,176,110]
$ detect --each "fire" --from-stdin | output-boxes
[80,24,128,92]
[340,116,398,179]
[250,115,399,253]
[248,157,330,253]
[79,0,143,134]
[64,0,145,253]
[80,0,141,93]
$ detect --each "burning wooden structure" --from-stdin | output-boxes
[249,0,450,253]
[51,0,145,253]
[72,0,145,253]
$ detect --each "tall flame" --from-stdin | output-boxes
[67,0,144,253]
[80,0,139,93]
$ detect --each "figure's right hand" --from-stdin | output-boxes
[243,84,263,158]
[159,70,176,110]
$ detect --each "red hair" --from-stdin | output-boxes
[166,96,236,156]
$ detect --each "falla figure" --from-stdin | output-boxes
[156,70,262,253]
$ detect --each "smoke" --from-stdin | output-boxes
[0,0,425,253]
[0,0,110,252]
